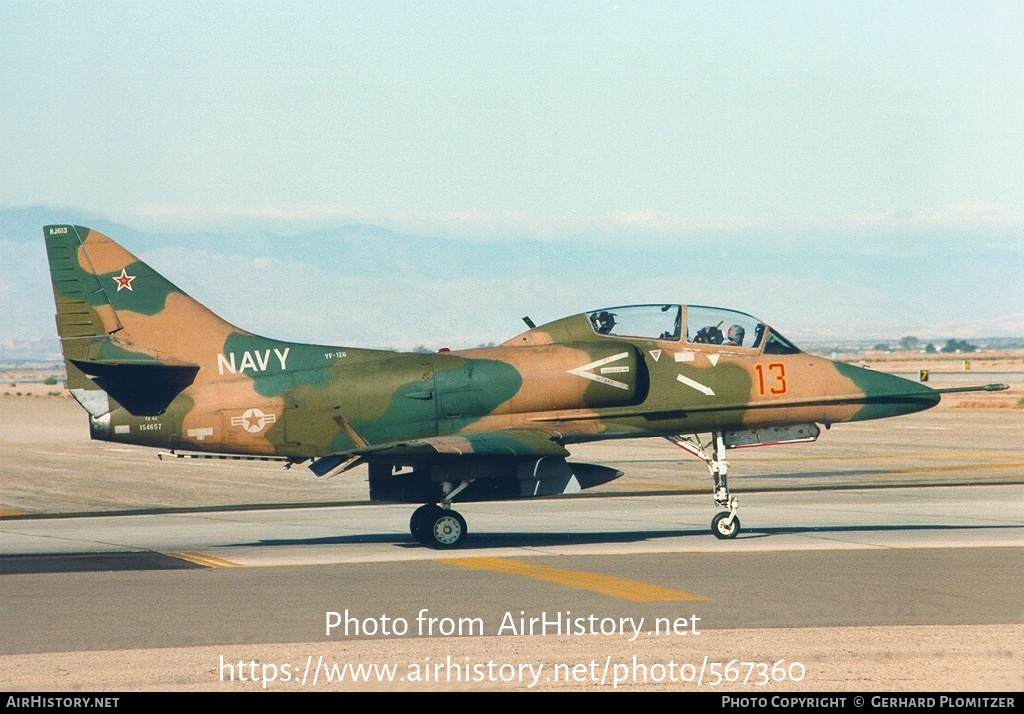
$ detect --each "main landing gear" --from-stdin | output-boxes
[410,480,473,549]
[667,432,740,539]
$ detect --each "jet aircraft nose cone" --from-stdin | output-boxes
[832,361,941,421]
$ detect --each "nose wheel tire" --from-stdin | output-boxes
[712,511,740,539]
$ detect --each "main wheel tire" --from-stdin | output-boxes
[711,511,740,539]
[410,504,443,543]
[424,510,467,549]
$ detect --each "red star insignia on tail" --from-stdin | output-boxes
[113,268,135,291]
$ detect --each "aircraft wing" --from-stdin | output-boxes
[308,428,569,476]
[354,429,570,458]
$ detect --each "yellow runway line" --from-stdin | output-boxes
[168,551,243,568]
[441,556,707,603]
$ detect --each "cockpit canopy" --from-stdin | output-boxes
[585,304,800,354]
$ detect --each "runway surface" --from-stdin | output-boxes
[1,484,1022,652]
[1,396,1022,690]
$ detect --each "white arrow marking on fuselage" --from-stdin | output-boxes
[707,353,720,366]
[649,349,662,361]
[676,374,716,396]
[568,352,631,390]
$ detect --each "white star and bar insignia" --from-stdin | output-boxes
[230,408,277,434]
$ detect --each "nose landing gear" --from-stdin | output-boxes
[668,432,741,539]
[711,505,740,540]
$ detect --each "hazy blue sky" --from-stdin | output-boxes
[2,2,1022,352]
[2,1,1021,237]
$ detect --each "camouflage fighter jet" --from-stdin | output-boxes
[44,225,1008,547]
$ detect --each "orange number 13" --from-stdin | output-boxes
[755,363,788,396]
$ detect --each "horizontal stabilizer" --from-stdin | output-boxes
[69,359,199,417]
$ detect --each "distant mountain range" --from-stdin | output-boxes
[2,205,1021,359]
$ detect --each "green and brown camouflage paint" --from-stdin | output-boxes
[45,224,945,478]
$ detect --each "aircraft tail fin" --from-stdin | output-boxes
[44,224,242,415]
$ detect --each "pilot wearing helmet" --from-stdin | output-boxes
[591,311,617,335]
[726,324,745,346]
